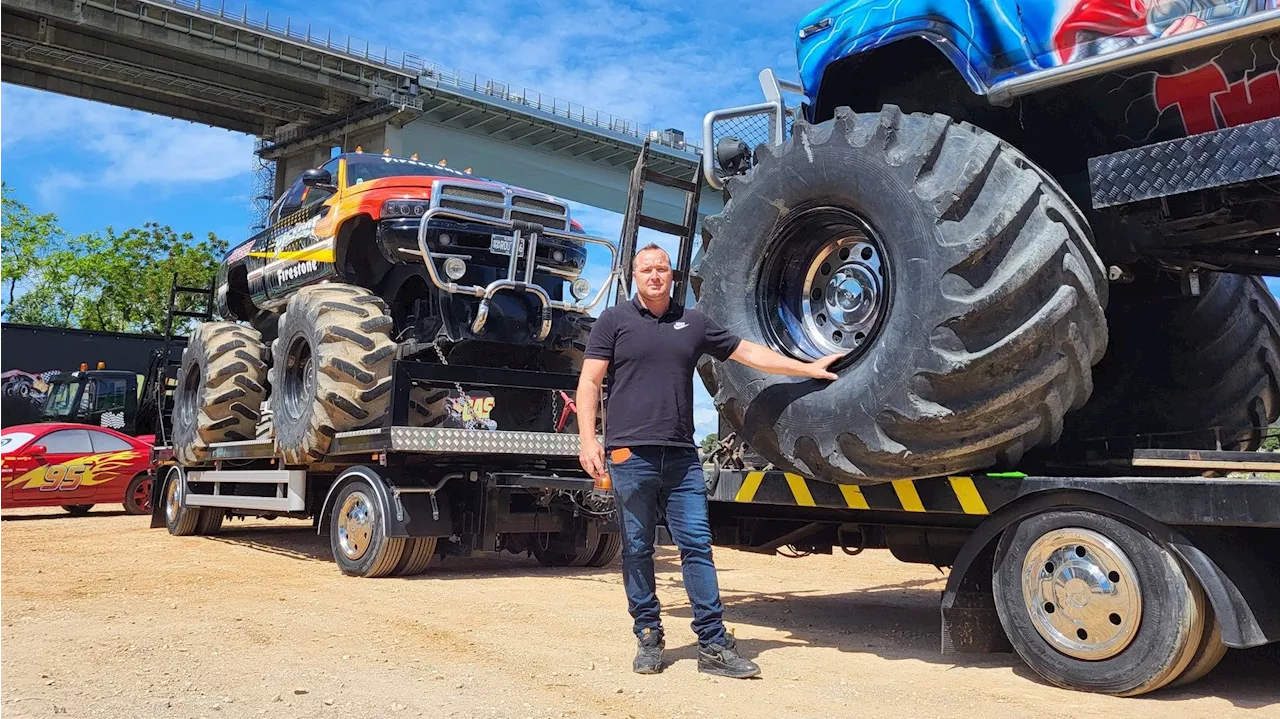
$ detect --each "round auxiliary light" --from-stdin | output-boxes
[439,232,452,246]
[571,278,591,301]
[443,257,467,281]
[412,204,425,216]
[552,249,565,262]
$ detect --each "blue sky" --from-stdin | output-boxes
[0,0,817,441]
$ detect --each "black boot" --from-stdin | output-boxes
[698,635,760,678]
[633,628,664,674]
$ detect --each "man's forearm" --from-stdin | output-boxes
[576,378,602,440]
[731,340,826,377]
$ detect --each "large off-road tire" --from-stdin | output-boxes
[993,511,1205,696]
[268,285,396,464]
[408,386,450,427]
[1060,271,1280,452]
[694,106,1108,483]
[172,322,269,465]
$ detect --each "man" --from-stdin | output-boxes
[576,243,841,678]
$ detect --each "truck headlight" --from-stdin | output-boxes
[571,278,591,300]
[443,257,467,280]
[715,137,751,175]
[381,200,430,218]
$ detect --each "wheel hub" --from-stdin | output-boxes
[1021,528,1143,660]
[763,207,891,362]
[164,472,181,524]
[337,492,374,561]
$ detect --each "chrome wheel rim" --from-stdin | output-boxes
[762,207,891,362]
[1022,528,1143,660]
[164,469,182,524]
[337,491,374,561]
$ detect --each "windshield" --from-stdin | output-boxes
[42,381,81,418]
[345,156,487,186]
[0,432,36,455]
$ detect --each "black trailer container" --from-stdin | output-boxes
[1,322,167,427]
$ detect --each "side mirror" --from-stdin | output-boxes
[300,168,336,190]
[27,444,47,456]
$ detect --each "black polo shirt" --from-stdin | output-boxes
[584,297,742,449]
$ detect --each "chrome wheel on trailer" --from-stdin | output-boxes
[993,510,1207,696]
[336,491,375,562]
[1020,528,1142,660]
[164,465,201,536]
[327,479,406,578]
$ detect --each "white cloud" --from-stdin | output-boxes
[2,86,254,204]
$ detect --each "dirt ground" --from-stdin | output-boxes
[2,507,1277,719]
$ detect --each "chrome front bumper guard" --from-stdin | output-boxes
[414,204,618,341]
[700,69,804,190]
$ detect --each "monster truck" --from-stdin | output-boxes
[697,2,1280,483]
[172,150,612,465]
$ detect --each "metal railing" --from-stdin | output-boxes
[130,0,701,155]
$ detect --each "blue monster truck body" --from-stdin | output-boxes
[693,0,1279,491]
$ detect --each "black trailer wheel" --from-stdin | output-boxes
[693,106,1107,483]
[329,480,406,578]
[123,474,153,515]
[195,508,225,536]
[172,322,269,465]
[1060,271,1280,453]
[393,536,439,576]
[1168,603,1228,688]
[585,533,622,567]
[533,534,600,567]
[62,504,93,516]
[163,466,201,536]
[268,285,396,464]
[992,510,1205,696]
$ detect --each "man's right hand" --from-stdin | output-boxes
[580,436,607,480]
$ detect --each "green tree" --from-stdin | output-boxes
[1,183,64,312]
[700,432,720,456]
[2,187,227,334]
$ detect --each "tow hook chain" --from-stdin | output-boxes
[428,340,490,431]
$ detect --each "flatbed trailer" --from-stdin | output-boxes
[148,361,620,577]
[703,451,1280,696]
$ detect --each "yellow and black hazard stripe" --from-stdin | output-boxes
[712,470,1025,516]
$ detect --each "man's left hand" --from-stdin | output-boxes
[806,354,842,381]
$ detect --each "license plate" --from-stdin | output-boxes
[489,234,521,256]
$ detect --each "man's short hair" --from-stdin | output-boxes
[634,243,670,264]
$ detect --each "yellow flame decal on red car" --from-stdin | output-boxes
[5,450,140,491]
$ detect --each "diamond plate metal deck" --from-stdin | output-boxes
[1088,117,1280,209]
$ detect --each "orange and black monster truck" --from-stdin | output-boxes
[170,150,612,465]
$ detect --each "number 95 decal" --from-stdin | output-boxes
[38,464,88,492]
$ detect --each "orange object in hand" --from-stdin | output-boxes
[594,472,613,491]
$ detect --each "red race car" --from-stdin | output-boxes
[0,423,154,516]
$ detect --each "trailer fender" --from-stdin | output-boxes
[316,465,453,539]
[940,488,1274,653]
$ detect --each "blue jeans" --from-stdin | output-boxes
[608,445,727,647]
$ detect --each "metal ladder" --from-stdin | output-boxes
[613,138,704,307]
[147,274,216,444]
